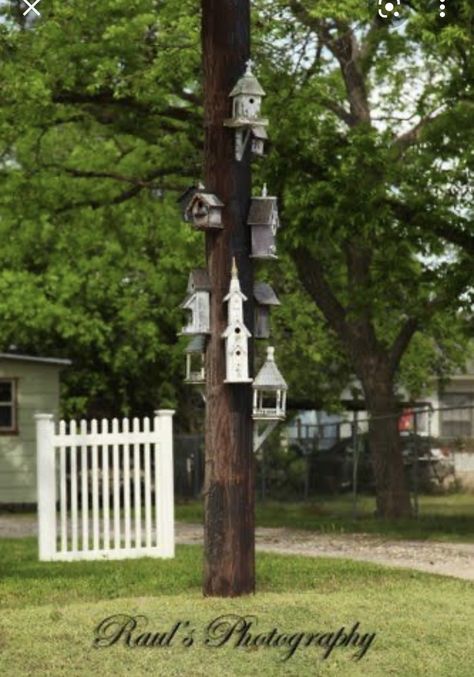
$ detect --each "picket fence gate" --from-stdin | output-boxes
[36,410,175,562]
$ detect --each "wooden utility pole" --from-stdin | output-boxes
[201,0,255,596]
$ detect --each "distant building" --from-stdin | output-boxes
[0,353,70,506]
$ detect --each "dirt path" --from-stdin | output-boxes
[1,515,473,581]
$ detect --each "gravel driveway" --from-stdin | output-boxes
[1,515,473,581]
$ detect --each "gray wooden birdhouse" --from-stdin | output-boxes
[222,259,252,383]
[254,282,281,339]
[250,125,268,157]
[252,347,288,420]
[248,185,280,259]
[224,60,269,161]
[185,189,224,230]
[180,269,211,335]
[184,335,206,385]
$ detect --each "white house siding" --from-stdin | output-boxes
[0,361,62,504]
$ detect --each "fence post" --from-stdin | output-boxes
[35,413,56,561]
[155,410,175,558]
[413,410,419,518]
[351,411,359,521]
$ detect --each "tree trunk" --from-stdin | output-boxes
[202,0,255,596]
[363,368,412,519]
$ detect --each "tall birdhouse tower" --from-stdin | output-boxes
[224,60,269,161]
[222,260,252,383]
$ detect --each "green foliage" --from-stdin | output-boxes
[0,0,472,424]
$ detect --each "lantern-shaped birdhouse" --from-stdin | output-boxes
[248,185,280,259]
[184,335,206,385]
[224,60,269,161]
[254,282,281,339]
[253,347,287,420]
[222,260,252,383]
[180,269,211,335]
[185,190,224,230]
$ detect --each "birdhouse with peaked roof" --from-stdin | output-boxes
[224,60,269,161]
[253,347,288,420]
[184,335,206,385]
[180,269,211,335]
[222,260,252,383]
[248,185,280,259]
[185,188,224,230]
[250,125,268,157]
[254,282,281,339]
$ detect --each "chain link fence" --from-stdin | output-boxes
[174,407,474,516]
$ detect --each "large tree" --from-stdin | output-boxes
[256,0,473,516]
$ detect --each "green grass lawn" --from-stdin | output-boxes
[176,493,474,542]
[1,539,474,676]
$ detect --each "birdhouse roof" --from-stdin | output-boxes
[185,335,206,354]
[253,347,287,390]
[251,125,268,140]
[177,185,199,208]
[254,282,280,306]
[229,70,266,98]
[187,192,224,211]
[188,268,211,292]
[247,197,278,226]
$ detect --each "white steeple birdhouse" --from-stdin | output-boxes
[254,282,281,339]
[185,187,224,230]
[248,184,280,259]
[222,259,252,383]
[224,60,269,161]
[253,347,288,420]
[184,335,206,385]
[180,269,211,335]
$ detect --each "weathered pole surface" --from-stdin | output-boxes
[202,0,255,596]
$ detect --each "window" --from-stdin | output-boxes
[440,393,474,438]
[0,379,17,433]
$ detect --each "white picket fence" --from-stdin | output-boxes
[36,410,175,562]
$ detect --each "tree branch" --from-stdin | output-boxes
[388,317,419,375]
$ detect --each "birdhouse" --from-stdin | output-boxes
[224,60,269,161]
[185,190,224,230]
[248,185,280,259]
[222,260,252,383]
[254,282,281,339]
[180,269,211,335]
[250,125,268,157]
[252,347,288,420]
[184,335,206,385]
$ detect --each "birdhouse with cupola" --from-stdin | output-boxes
[222,260,252,383]
[184,335,206,385]
[185,189,224,230]
[180,269,211,335]
[224,60,269,161]
[253,347,287,420]
[254,282,280,339]
[248,185,280,259]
